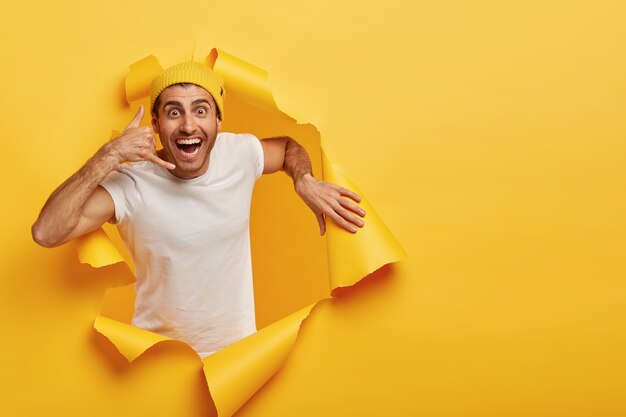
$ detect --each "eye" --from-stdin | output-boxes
[196,107,207,116]
[168,108,181,117]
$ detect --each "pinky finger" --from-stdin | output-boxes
[148,154,176,170]
[315,212,326,235]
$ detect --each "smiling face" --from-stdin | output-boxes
[152,84,222,179]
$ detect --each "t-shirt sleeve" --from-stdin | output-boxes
[100,166,139,224]
[240,133,264,179]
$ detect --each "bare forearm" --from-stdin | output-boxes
[261,135,364,235]
[33,106,169,247]
[32,144,118,247]
[282,137,313,185]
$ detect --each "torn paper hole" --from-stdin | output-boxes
[74,48,406,417]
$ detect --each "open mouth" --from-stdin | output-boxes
[175,138,202,157]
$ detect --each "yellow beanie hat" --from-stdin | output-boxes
[150,61,225,119]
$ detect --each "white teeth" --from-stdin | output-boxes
[176,138,201,145]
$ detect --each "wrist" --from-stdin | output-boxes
[294,171,315,193]
[93,142,122,172]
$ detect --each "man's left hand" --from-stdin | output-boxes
[295,173,366,235]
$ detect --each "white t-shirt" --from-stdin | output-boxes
[100,132,264,357]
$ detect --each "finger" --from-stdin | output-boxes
[336,186,361,203]
[339,198,366,217]
[125,105,145,130]
[325,206,358,233]
[315,212,326,235]
[147,153,176,170]
[332,202,364,228]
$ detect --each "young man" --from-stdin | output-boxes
[32,61,365,357]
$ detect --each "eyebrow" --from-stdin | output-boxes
[162,100,182,109]
[192,98,212,107]
[162,99,212,109]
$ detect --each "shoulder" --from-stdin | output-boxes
[112,161,160,179]
[215,132,262,159]
[215,132,264,178]
[120,160,155,173]
[216,132,260,148]
[101,162,160,191]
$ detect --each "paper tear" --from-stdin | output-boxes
[125,55,163,103]
[94,315,175,362]
[76,49,405,417]
[209,48,280,115]
[203,304,314,417]
[322,152,407,290]
[74,228,123,267]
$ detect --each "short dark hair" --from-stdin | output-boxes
[152,82,221,119]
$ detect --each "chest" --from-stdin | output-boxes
[129,169,254,248]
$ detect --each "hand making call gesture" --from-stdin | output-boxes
[32,106,176,248]
[108,105,175,170]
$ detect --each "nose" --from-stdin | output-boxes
[179,113,197,134]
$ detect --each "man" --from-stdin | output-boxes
[32,61,365,357]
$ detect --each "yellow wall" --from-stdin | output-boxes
[2,1,625,416]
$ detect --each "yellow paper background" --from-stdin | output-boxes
[2,1,626,417]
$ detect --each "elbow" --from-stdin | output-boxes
[31,222,57,248]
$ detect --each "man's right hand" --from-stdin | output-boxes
[32,105,175,248]
[107,105,175,170]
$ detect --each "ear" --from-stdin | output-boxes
[151,115,159,133]
[217,117,222,131]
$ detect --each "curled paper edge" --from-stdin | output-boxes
[73,49,406,417]
[322,151,407,290]
[208,48,281,116]
[202,304,314,417]
[73,228,124,268]
[94,315,174,362]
